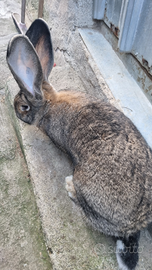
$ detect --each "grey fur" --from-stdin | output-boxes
[39,99,152,237]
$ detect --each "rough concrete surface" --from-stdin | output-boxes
[1,0,152,270]
[0,1,52,269]
[0,97,52,270]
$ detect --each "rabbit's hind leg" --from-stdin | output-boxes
[65,175,77,202]
[116,231,140,270]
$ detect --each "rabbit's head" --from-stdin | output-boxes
[6,19,54,124]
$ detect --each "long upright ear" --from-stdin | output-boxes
[26,19,54,81]
[6,35,43,101]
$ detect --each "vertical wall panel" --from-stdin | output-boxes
[93,0,106,20]
[93,0,152,74]
[118,0,145,52]
[105,0,122,31]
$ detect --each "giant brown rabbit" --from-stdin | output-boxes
[6,19,152,270]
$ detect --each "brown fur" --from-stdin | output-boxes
[42,81,86,106]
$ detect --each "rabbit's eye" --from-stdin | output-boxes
[20,105,30,112]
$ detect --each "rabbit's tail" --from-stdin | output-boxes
[116,231,140,270]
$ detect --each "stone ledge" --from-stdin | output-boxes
[79,28,152,149]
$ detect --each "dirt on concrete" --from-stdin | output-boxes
[0,1,52,270]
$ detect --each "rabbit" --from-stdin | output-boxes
[6,18,152,270]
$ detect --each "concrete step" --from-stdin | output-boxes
[79,28,152,149]
[0,92,52,270]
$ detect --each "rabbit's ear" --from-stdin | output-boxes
[6,35,43,101]
[26,19,54,81]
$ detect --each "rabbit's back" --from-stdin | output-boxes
[65,101,152,236]
[41,94,152,236]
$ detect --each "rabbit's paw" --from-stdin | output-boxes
[65,175,76,200]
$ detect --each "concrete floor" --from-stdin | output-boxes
[0,1,52,269]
